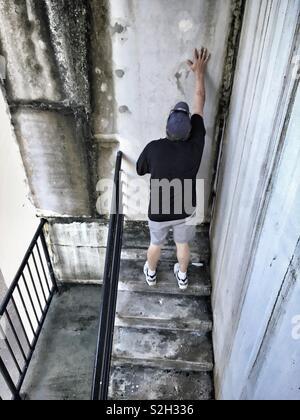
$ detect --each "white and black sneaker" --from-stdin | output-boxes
[144,262,157,287]
[174,263,188,290]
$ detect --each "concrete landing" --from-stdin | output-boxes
[22,285,102,401]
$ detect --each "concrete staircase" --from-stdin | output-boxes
[18,223,213,400]
[109,224,214,400]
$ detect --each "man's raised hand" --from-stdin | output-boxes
[187,48,211,76]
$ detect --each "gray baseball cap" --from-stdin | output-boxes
[166,102,192,141]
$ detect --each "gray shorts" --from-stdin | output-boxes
[148,214,196,246]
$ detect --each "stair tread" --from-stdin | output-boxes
[116,291,212,332]
[118,260,211,296]
[112,356,213,372]
[112,327,213,372]
[110,223,213,399]
[115,316,212,333]
[121,249,209,265]
[109,366,214,400]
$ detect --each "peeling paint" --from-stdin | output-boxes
[112,22,126,35]
[115,69,125,78]
[178,19,194,33]
[101,82,108,92]
[90,0,116,135]
[174,71,185,96]
[119,105,130,114]
[101,117,110,129]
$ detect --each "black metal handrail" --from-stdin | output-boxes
[91,151,124,400]
[0,219,58,400]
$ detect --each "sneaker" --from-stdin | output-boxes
[144,262,157,287]
[174,263,188,290]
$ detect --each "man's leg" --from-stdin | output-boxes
[176,243,190,273]
[147,244,162,272]
[173,242,190,290]
[144,244,161,287]
[172,219,195,290]
[145,221,169,286]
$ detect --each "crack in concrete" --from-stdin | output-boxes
[208,0,247,218]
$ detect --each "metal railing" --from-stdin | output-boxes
[0,219,58,400]
[91,151,124,400]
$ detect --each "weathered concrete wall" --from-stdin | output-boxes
[0,0,94,217]
[92,0,237,220]
[45,220,107,283]
[0,1,241,284]
[0,0,242,219]
[0,86,38,286]
[211,0,300,400]
[12,108,92,216]
[0,0,89,107]
[90,0,115,136]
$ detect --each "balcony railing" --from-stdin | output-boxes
[0,219,58,400]
[0,153,124,401]
[91,151,124,400]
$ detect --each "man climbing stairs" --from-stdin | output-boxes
[108,224,214,400]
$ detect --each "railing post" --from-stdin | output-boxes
[91,151,124,400]
[0,218,58,400]
[91,212,117,401]
[40,220,59,293]
[0,356,21,400]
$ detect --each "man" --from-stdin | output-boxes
[136,48,210,290]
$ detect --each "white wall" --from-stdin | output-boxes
[211,0,300,400]
[100,0,233,220]
[0,86,38,286]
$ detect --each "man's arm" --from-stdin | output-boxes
[136,145,150,176]
[188,48,210,117]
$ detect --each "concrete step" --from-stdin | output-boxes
[109,366,214,400]
[112,327,213,372]
[118,260,211,297]
[110,223,213,399]
[115,291,212,332]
